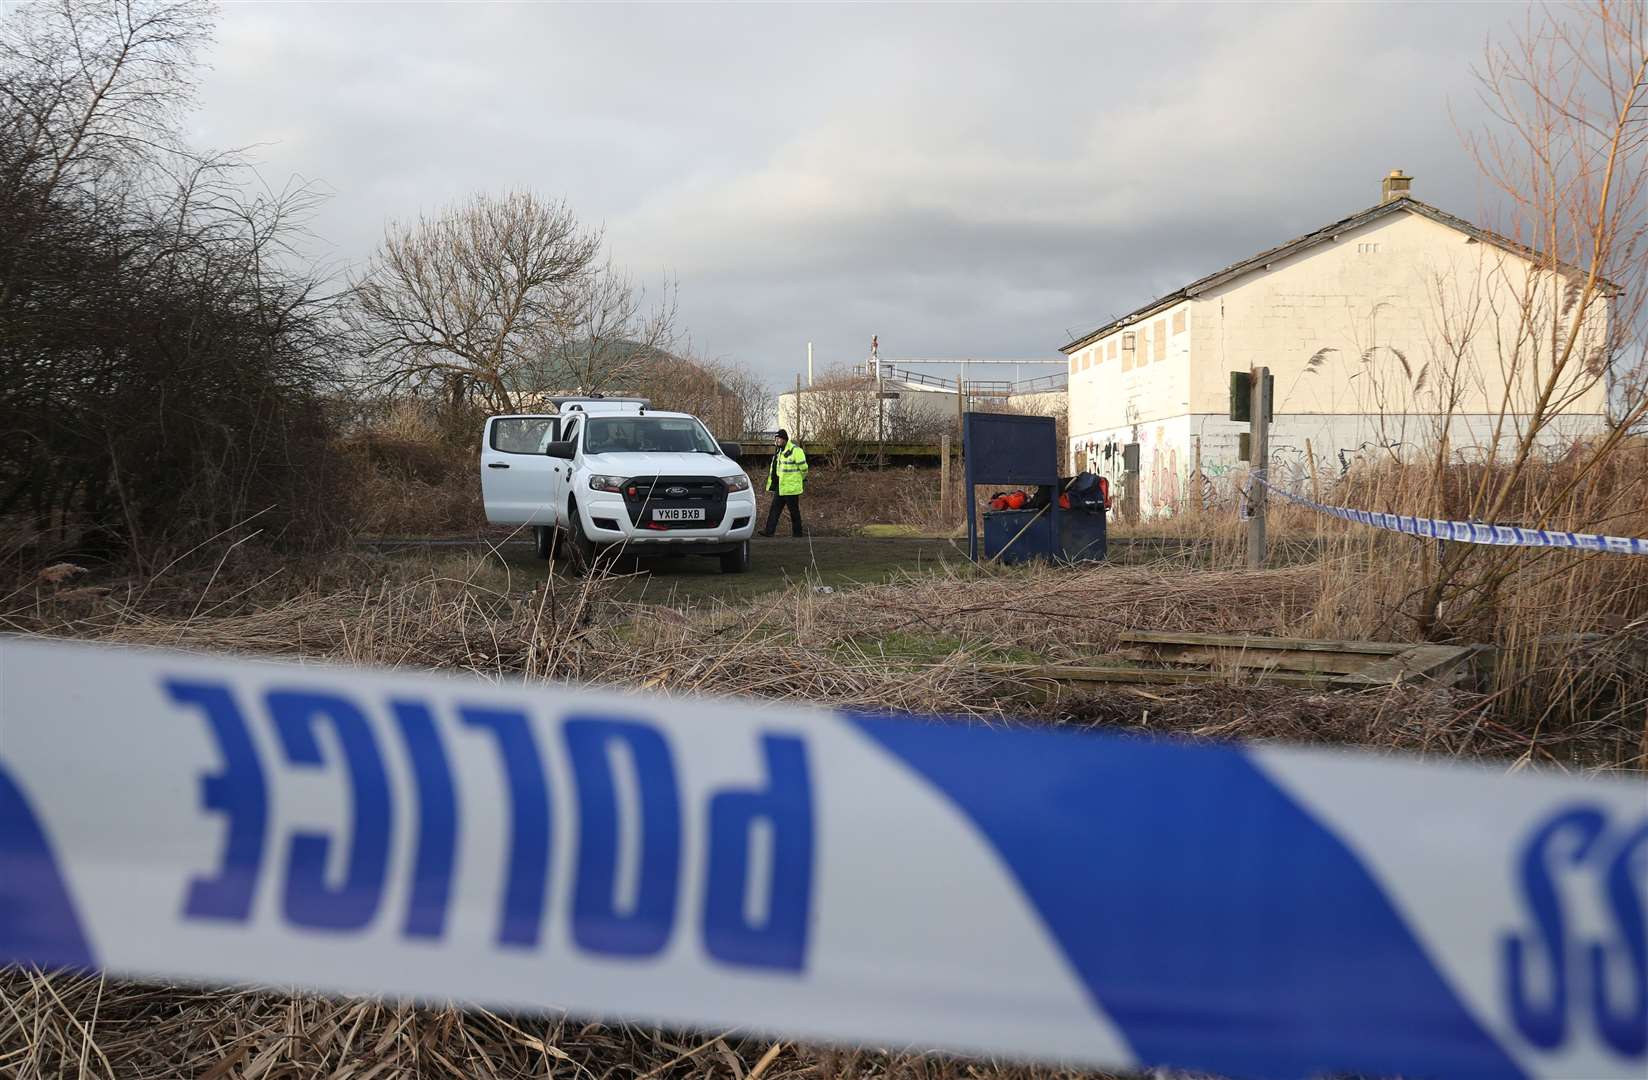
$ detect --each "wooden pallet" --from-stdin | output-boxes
[975,631,1481,691]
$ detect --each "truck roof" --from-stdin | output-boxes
[580,409,698,421]
[550,395,650,415]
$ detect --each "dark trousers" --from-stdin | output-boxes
[763,493,803,536]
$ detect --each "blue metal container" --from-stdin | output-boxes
[1059,508,1107,562]
[982,510,1054,564]
[982,507,1106,564]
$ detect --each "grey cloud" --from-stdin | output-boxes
[191,0,1523,380]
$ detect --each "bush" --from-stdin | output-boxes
[0,1,346,563]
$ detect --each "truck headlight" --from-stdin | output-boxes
[588,474,628,493]
[721,474,751,492]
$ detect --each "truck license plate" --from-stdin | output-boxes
[653,508,704,522]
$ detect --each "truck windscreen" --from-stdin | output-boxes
[584,417,719,455]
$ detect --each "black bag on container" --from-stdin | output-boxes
[1066,472,1106,512]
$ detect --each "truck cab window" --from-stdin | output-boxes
[492,417,554,454]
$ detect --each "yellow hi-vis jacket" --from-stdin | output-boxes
[768,442,809,495]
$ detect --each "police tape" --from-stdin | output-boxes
[1249,472,1648,554]
[1,637,1644,1080]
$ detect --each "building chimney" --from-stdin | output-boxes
[1381,169,1413,204]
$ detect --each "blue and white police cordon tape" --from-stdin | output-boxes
[1251,472,1648,554]
[1,637,1644,1080]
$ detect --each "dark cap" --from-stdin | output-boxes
[775,429,788,441]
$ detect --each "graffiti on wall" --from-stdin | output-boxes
[1072,437,1127,482]
[1149,431,1181,513]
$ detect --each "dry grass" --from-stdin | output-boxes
[338,432,485,538]
[1046,443,1648,769]
[771,465,962,538]
[1291,448,1648,766]
[8,556,1294,1080]
[0,969,1134,1080]
[1,527,1637,1079]
[8,555,1327,722]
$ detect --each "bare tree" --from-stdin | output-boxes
[0,0,212,313]
[789,366,877,465]
[717,360,775,438]
[1407,1,1648,636]
[520,260,678,398]
[349,191,602,413]
[634,352,772,439]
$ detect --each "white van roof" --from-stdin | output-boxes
[550,396,650,415]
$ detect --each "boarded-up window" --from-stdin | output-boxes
[1109,339,1118,360]
[1069,356,1077,375]
[1172,309,1186,335]
[1154,320,1167,362]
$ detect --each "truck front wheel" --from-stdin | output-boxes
[719,539,750,574]
[566,504,596,576]
[534,526,553,560]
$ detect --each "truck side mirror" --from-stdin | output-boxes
[544,441,575,460]
[718,441,743,461]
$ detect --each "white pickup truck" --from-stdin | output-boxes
[480,397,756,573]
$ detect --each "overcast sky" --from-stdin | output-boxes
[189,1,1516,383]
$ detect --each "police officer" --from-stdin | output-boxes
[760,429,808,536]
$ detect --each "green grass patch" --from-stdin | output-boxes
[836,630,1046,665]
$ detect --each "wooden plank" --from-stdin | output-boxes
[1116,630,1403,656]
[961,637,1485,695]
[1111,645,1378,675]
[1337,644,1479,688]
[974,662,1338,690]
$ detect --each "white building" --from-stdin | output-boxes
[1061,171,1618,516]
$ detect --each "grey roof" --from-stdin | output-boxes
[1057,197,1623,354]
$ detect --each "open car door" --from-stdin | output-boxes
[480,415,559,524]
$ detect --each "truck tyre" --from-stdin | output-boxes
[534,526,552,560]
[567,503,596,576]
[719,539,750,574]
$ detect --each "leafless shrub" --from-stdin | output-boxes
[0,0,347,564]
[786,365,878,464]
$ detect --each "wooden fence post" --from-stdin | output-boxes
[940,433,952,522]
[1246,367,1270,570]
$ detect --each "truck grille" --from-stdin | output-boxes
[621,476,728,529]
